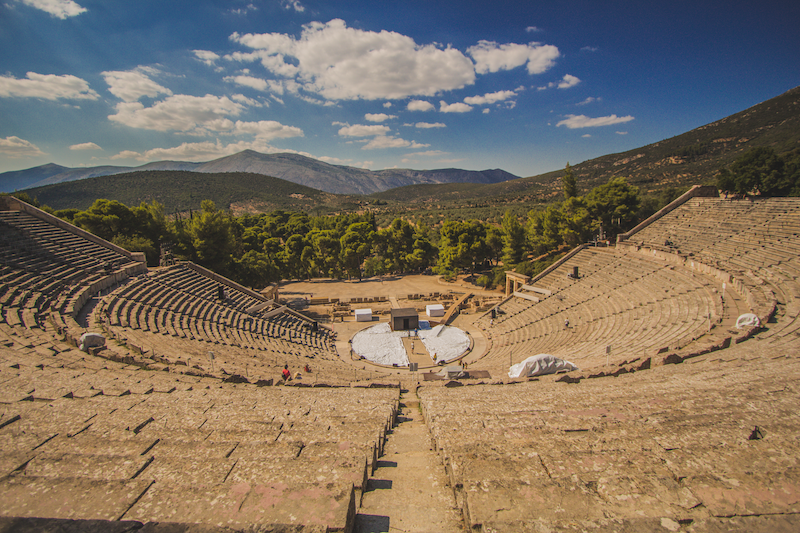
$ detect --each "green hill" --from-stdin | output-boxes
[24,171,362,214]
[19,86,800,218]
[372,85,800,205]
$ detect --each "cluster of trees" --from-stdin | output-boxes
[717,147,800,196]
[9,172,665,290]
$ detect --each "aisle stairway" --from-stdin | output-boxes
[355,389,463,533]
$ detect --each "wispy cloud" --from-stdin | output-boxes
[103,68,172,102]
[414,122,446,129]
[408,100,435,112]
[577,96,600,106]
[337,124,391,137]
[193,50,220,67]
[282,0,305,12]
[0,136,46,158]
[464,90,516,105]
[467,40,559,75]
[539,74,581,90]
[0,72,98,100]
[20,0,86,19]
[69,142,102,151]
[581,46,599,52]
[365,113,397,123]
[556,114,634,129]
[362,136,429,150]
[440,100,472,113]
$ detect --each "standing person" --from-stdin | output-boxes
[282,364,291,381]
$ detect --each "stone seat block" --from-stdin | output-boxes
[462,478,606,529]
[23,452,152,481]
[0,475,152,521]
[123,480,355,532]
[141,456,236,486]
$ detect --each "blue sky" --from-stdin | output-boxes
[1,0,798,178]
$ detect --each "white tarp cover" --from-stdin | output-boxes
[508,354,578,378]
[736,313,760,329]
[355,309,372,322]
[351,323,408,366]
[426,304,445,317]
[418,324,470,364]
[79,332,105,352]
[437,366,465,379]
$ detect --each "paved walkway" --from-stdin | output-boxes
[355,390,463,533]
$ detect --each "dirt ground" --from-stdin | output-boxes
[278,274,503,302]
[277,274,502,374]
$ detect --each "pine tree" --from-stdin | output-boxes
[562,162,578,200]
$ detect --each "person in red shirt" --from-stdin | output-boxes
[282,365,291,381]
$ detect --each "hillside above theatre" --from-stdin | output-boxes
[373,85,800,204]
[0,150,519,196]
[22,171,363,214]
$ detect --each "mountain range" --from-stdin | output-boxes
[3,85,798,213]
[0,151,519,196]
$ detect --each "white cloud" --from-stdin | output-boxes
[111,150,142,160]
[616,131,628,135]
[581,46,599,52]
[539,74,581,91]
[482,108,490,114]
[407,150,446,157]
[233,120,304,140]
[365,113,396,122]
[20,0,86,19]
[229,19,476,100]
[230,4,257,15]
[337,124,391,137]
[362,136,429,150]
[0,136,46,158]
[69,142,101,151]
[194,50,220,67]
[224,74,269,91]
[111,139,309,163]
[440,100,472,113]
[407,99,435,112]
[383,102,392,108]
[102,69,172,102]
[463,90,516,105]
[582,134,591,138]
[108,94,244,133]
[525,26,542,33]
[467,40,559,75]
[317,155,352,165]
[231,94,264,107]
[557,74,581,89]
[577,96,598,106]
[0,72,98,100]
[415,122,446,129]
[556,114,635,129]
[282,0,304,12]
[108,94,302,140]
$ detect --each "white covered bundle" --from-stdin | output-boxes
[508,354,578,378]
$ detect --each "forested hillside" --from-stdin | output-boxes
[22,171,362,214]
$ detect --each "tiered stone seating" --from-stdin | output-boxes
[420,337,800,531]
[477,247,730,374]
[625,197,800,346]
[95,263,391,384]
[0,340,398,529]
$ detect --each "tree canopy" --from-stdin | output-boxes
[717,147,800,196]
